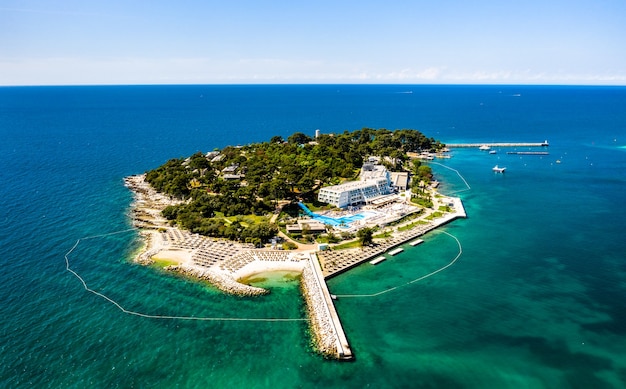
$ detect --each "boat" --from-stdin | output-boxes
[479,145,491,151]
[492,165,506,173]
[489,150,497,154]
[409,239,424,246]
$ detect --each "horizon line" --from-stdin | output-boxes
[2,82,626,88]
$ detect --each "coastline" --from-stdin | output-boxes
[125,174,276,295]
[124,173,466,359]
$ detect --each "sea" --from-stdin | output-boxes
[1,85,625,388]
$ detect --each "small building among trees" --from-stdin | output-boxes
[286,220,327,234]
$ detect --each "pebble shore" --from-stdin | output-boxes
[164,264,270,296]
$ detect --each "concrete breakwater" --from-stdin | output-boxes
[446,141,549,148]
[164,265,269,296]
[300,257,353,360]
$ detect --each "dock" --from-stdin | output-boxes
[409,239,424,246]
[506,151,549,155]
[446,141,549,148]
[388,247,404,256]
[369,256,386,265]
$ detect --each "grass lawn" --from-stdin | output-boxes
[331,240,362,250]
[397,220,429,232]
[151,257,180,268]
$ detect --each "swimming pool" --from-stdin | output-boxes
[298,203,377,227]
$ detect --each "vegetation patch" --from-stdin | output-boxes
[143,128,443,244]
[411,197,433,208]
[151,257,181,268]
[397,220,429,232]
[426,211,444,220]
[282,241,298,250]
[373,230,393,239]
[331,240,362,250]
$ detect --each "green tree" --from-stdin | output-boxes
[417,165,433,181]
[287,132,312,145]
[411,159,422,175]
[357,227,374,247]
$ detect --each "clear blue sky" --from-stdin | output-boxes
[1,0,625,85]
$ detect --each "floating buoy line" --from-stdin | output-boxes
[64,229,306,322]
[333,230,462,298]
[429,161,472,194]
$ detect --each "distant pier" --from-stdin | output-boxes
[446,141,549,148]
[506,151,549,155]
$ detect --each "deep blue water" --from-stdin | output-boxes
[1,85,625,388]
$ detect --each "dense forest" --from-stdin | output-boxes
[144,128,442,243]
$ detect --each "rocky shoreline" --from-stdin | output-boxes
[164,264,270,296]
[125,174,269,296]
[124,174,181,229]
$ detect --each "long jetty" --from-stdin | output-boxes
[302,255,353,360]
[446,141,549,148]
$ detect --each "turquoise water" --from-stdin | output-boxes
[1,85,625,388]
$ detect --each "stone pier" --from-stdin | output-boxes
[300,254,353,360]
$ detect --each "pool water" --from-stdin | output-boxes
[298,203,377,227]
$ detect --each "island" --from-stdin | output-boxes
[125,128,466,359]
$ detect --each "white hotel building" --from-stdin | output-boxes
[318,164,393,208]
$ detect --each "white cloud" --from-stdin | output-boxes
[1,57,625,86]
[377,67,443,81]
